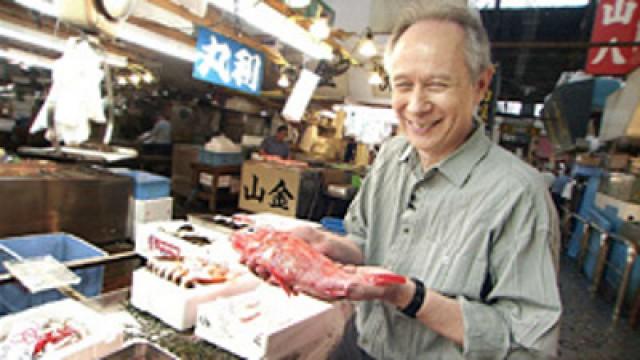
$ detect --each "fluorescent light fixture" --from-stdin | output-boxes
[15,0,58,17]
[208,0,333,60]
[0,48,54,70]
[0,19,66,52]
[0,19,127,67]
[285,0,311,8]
[310,18,330,40]
[116,23,198,62]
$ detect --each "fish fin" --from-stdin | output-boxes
[270,269,295,296]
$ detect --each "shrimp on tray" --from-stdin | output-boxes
[230,227,406,299]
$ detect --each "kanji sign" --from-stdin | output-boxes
[239,161,301,217]
[193,27,264,95]
[586,0,640,75]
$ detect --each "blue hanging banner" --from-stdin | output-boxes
[193,27,264,95]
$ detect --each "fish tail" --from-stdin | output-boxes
[367,273,407,286]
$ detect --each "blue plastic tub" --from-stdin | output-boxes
[198,150,244,167]
[0,233,106,315]
[110,168,170,200]
[321,217,346,235]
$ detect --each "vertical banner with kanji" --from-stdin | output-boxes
[586,0,640,75]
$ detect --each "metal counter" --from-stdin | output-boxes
[0,161,132,244]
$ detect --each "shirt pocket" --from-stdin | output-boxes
[438,251,488,299]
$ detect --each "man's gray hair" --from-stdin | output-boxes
[384,0,492,81]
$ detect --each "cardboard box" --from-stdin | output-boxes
[130,268,260,331]
[0,299,124,359]
[607,154,630,171]
[576,153,601,167]
[195,285,351,360]
[171,145,201,193]
[600,68,640,140]
[134,220,230,259]
[239,161,303,217]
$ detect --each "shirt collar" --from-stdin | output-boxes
[398,122,492,187]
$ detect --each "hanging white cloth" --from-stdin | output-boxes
[31,38,106,145]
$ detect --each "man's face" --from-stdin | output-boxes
[388,20,493,162]
[276,130,288,142]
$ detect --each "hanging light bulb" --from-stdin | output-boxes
[358,28,377,58]
[368,70,384,86]
[310,18,330,40]
[129,73,141,86]
[285,0,311,8]
[278,73,290,88]
[142,72,154,83]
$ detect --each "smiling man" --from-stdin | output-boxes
[276,1,563,358]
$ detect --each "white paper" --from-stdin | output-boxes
[3,256,80,293]
[282,69,320,122]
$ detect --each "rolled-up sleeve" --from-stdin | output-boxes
[461,190,562,359]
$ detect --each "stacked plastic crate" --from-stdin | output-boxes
[109,169,173,239]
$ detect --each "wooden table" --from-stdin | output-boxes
[190,163,241,212]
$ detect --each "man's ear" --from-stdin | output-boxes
[473,65,495,105]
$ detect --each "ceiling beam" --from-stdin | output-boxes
[262,0,356,63]
[145,0,287,65]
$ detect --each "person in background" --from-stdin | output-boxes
[551,163,571,215]
[259,125,290,159]
[138,105,171,144]
[251,1,562,358]
[541,164,556,189]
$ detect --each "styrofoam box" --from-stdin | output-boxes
[0,299,124,359]
[130,268,261,331]
[126,197,173,239]
[247,213,322,230]
[135,220,230,259]
[195,285,351,360]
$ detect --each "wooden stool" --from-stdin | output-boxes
[190,163,241,213]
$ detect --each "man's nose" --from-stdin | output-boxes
[407,86,432,113]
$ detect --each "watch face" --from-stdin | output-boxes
[96,0,136,21]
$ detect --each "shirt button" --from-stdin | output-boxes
[403,228,410,234]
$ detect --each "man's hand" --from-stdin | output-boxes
[293,265,415,305]
[288,226,332,255]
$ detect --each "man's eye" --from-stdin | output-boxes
[428,83,448,91]
[393,83,412,90]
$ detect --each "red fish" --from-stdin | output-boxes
[230,228,406,298]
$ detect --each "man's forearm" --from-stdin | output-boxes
[388,283,465,346]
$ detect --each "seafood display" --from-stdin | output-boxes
[231,228,406,298]
[146,256,234,289]
[261,155,309,168]
[0,317,88,359]
[158,224,212,246]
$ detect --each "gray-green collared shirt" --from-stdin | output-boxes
[344,125,562,359]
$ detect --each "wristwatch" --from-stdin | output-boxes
[400,277,426,318]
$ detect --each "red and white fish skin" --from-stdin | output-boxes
[231,228,406,298]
